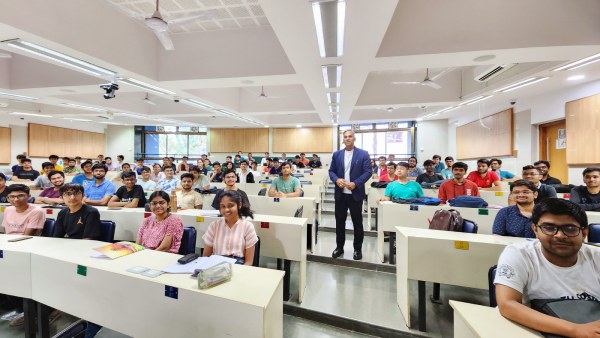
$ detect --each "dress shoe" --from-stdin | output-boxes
[353,250,363,260]
[332,248,344,258]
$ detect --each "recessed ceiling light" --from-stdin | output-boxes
[296,124,302,128]
[567,75,585,81]
[473,55,496,62]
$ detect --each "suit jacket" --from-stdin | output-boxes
[329,147,372,201]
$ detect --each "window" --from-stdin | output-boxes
[137,126,208,160]
[337,122,415,159]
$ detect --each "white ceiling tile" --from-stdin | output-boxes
[256,16,270,26]
[221,0,243,5]
[218,19,240,29]
[175,0,201,10]
[228,6,250,18]
[197,0,222,7]
[236,18,257,28]
[248,4,264,16]
[200,21,220,30]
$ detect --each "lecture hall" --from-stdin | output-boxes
[1,1,600,337]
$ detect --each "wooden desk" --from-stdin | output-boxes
[0,235,284,338]
[450,301,543,338]
[395,226,527,331]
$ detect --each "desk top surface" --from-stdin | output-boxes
[395,226,529,245]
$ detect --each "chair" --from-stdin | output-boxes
[489,265,498,307]
[178,227,197,255]
[252,236,260,267]
[300,189,305,197]
[300,181,312,185]
[587,223,600,243]
[41,219,56,237]
[258,188,267,196]
[100,220,116,243]
[462,219,479,234]
[294,205,304,218]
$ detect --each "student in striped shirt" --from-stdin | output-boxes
[202,190,258,265]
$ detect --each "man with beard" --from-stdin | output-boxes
[466,158,501,189]
[533,160,562,185]
[406,156,424,179]
[492,180,537,238]
[569,167,600,211]
[176,173,203,209]
[35,171,65,204]
[82,163,116,206]
[416,160,444,185]
[438,162,480,204]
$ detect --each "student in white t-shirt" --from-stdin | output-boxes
[495,198,600,337]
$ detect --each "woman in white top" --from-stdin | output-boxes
[202,190,258,265]
[150,163,165,182]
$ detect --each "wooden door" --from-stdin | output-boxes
[539,120,567,184]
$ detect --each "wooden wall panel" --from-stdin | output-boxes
[0,127,11,164]
[456,109,513,160]
[566,93,600,165]
[272,127,333,153]
[210,128,269,153]
[28,123,105,158]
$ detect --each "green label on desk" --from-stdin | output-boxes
[77,265,87,276]
[478,209,489,215]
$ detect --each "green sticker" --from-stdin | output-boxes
[77,265,87,276]
[478,209,489,215]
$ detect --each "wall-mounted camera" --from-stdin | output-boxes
[510,98,517,106]
[100,82,119,99]
[174,96,180,103]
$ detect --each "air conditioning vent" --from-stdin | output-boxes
[474,64,515,82]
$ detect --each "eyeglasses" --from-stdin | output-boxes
[511,190,533,195]
[63,191,82,198]
[537,223,583,237]
[7,194,28,200]
[150,201,167,206]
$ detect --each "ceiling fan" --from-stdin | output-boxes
[122,0,217,50]
[392,68,453,90]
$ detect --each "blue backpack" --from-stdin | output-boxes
[448,196,488,208]
[392,197,441,206]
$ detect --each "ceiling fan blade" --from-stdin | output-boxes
[430,67,454,81]
[154,30,174,50]
[421,80,442,89]
[392,81,421,85]
[167,9,219,25]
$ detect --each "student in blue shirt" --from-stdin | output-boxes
[491,158,519,181]
[492,180,537,238]
[380,162,424,201]
[432,155,445,174]
[71,161,95,188]
[83,163,116,206]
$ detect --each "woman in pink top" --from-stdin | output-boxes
[202,190,258,265]
[136,191,183,253]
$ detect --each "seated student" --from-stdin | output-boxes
[379,162,424,201]
[432,155,445,174]
[262,157,273,174]
[134,158,145,175]
[492,180,537,238]
[35,171,65,205]
[150,163,165,182]
[388,154,396,163]
[308,154,323,169]
[111,162,135,183]
[233,155,242,169]
[438,162,480,204]
[203,158,213,172]
[196,160,208,176]
[211,170,250,210]
[293,155,306,169]
[224,161,235,171]
[54,184,102,240]
[31,161,55,190]
[1,183,45,327]
[416,160,444,184]
[156,167,180,193]
[209,162,224,183]
[378,162,398,182]
[188,166,210,190]
[298,153,309,166]
[569,167,600,211]
[178,156,190,173]
[440,156,454,179]
[176,173,203,209]
[71,160,95,188]
[108,171,146,208]
[534,160,562,185]
[250,161,262,180]
[269,157,283,176]
[83,163,116,206]
[11,154,25,174]
[268,162,301,198]
[521,165,557,204]
[495,198,600,337]
[116,155,125,171]
[104,156,118,171]
[74,156,83,169]
[260,152,270,166]
[136,191,184,253]
[406,156,425,179]
[63,158,81,176]
[203,190,258,266]
[0,173,8,203]
[490,158,519,181]
[11,158,40,182]
[237,160,255,184]
[46,154,63,172]
[137,166,157,191]
[466,159,501,189]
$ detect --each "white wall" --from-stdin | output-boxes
[105,125,135,164]
[415,119,448,164]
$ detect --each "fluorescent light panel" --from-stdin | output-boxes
[118,78,176,96]
[10,112,52,118]
[61,103,107,112]
[5,39,115,78]
[459,95,493,106]
[321,64,342,88]
[337,0,345,56]
[118,112,153,120]
[311,1,345,58]
[62,118,92,122]
[436,106,459,114]
[567,75,585,81]
[0,92,38,101]
[494,77,549,93]
[327,92,340,104]
[183,99,214,109]
[216,109,236,117]
[553,53,600,71]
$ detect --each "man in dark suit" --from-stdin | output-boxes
[329,130,372,260]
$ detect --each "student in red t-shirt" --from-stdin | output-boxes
[466,159,501,189]
[438,162,480,203]
[378,162,398,182]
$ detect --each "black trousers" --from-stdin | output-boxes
[335,193,364,251]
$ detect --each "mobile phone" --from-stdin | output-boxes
[8,236,33,242]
